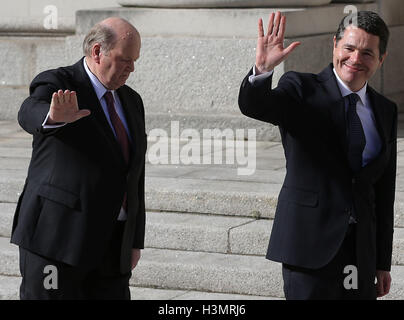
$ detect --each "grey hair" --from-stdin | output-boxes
[82,23,117,57]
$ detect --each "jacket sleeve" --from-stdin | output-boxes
[374,103,398,271]
[238,67,327,140]
[132,163,146,249]
[132,92,147,249]
[18,72,64,136]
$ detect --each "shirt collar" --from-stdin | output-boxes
[333,68,367,105]
[83,57,116,101]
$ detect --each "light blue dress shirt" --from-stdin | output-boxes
[82,58,132,142]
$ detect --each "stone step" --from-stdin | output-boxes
[0,236,283,297]
[1,122,404,225]
[0,275,19,300]
[6,174,404,226]
[1,237,403,299]
[135,250,404,300]
[0,274,275,300]
[145,112,281,142]
[1,206,403,264]
[1,162,404,226]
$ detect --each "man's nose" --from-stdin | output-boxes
[129,61,135,72]
[350,50,361,64]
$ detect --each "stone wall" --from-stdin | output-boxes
[0,0,403,140]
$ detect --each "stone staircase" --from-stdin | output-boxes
[1,0,404,301]
[0,120,403,300]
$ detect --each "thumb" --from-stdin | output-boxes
[74,109,91,121]
[284,41,301,57]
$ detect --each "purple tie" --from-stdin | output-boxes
[104,91,130,211]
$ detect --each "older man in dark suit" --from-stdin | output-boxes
[11,17,147,299]
[239,11,396,299]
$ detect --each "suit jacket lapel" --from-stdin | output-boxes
[317,64,349,160]
[354,86,388,177]
[366,86,387,148]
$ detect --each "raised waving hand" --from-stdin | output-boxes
[47,89,91,124]
[255,12,301,75]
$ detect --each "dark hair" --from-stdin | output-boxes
[335,11,389,58]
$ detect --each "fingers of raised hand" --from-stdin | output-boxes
[52,92,59,106]
[266,12,275,37]
[278,15,286,40]
[70,90,78,106]
[57,89,66,104]
[258,18,264,38]
[52,90,77,107]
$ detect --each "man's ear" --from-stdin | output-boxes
[333,36,338,48]
[91,43,102,64]
[379,51,388,67]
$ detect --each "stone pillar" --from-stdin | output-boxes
[118,0,332,8]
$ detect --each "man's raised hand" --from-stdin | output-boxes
[48,90,91,124]
[255,11,301,75]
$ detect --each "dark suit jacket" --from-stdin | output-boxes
[239,64,397,280]
[11,58,147,274]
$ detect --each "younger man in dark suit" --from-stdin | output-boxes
[239,11,396,299]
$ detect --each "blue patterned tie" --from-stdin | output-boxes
[347,93,366,173]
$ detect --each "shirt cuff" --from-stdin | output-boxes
[42,111,66,129]
[248,66,274,85]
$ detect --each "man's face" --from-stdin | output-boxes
[97,36,140,90]
[333,26,386,92]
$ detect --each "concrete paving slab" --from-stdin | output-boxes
[230,219,272,256]
[173,291,279,300]
[145,176,280,218]
[0,203,15,237]
[0,137,32,149]
[0,158,29,171]
[131,247,284,298]
[1,206,403,258]
[1,238,403,299]
[0,237,283,297]
[0,237,19,277]
[130,287,188,300]
[0,147,32,158]
[177,167,286,184]
[0,122,27,138]
[392,227,404,266]
[0,177,25,203]
[0,275,19,300]
[0,275,279,301]
[145,211,254,253]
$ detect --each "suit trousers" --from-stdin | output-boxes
[282,224,377,300]
[19,220,131,300]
